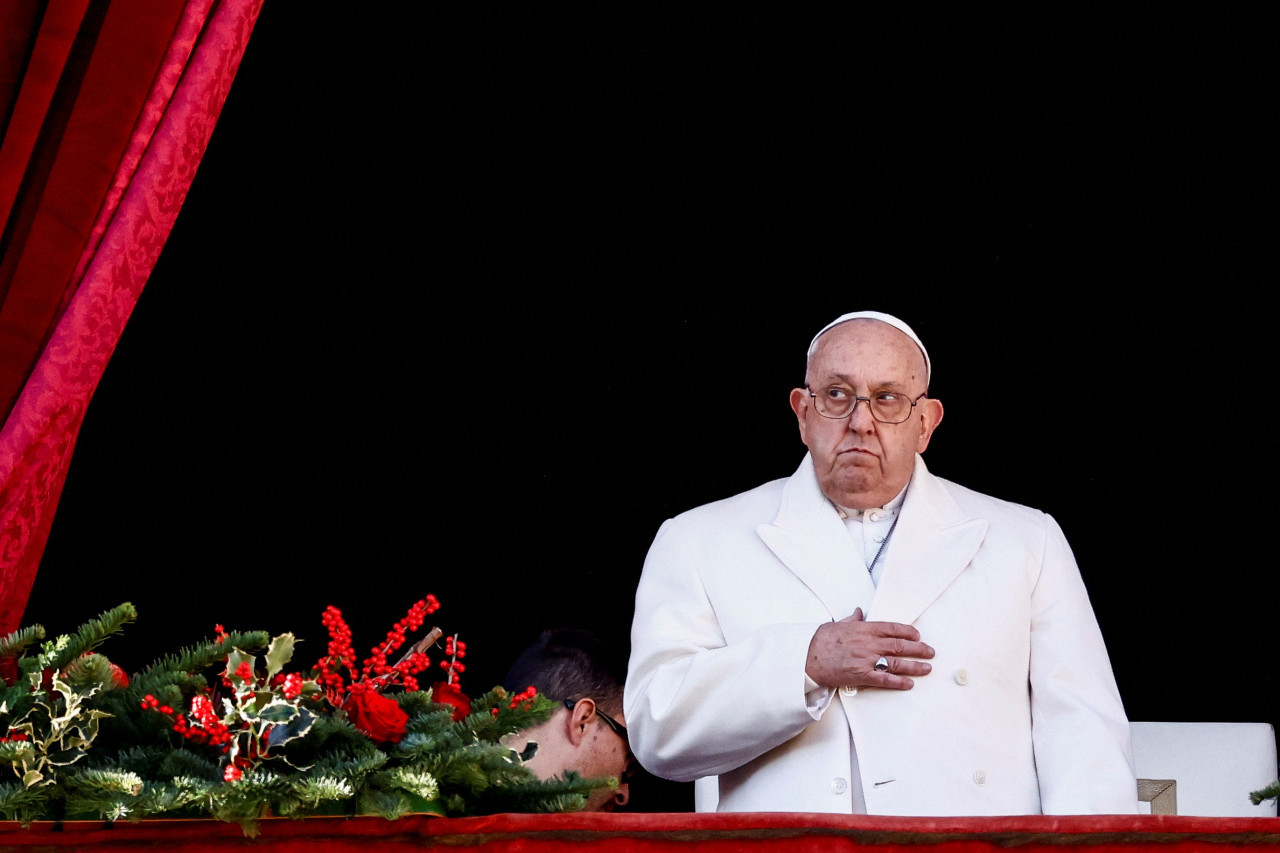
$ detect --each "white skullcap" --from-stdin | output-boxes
[806,310,931,385]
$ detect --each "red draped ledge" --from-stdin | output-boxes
[3,812,1280,851]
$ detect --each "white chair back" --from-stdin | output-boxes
[692,721,1280,816]
[1131,721,1277,817]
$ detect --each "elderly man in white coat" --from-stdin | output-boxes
[625,311,1138,816]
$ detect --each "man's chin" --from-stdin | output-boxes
[829,478,899,510]
[584,793,617,812]
[823,471,878,501]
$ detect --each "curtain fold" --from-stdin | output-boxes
[0,0,264,633]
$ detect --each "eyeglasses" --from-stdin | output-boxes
[564,698,628,744]
[806,386,927,424]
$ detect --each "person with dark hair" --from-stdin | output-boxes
[503,628,632,811]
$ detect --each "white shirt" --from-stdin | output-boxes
[836,485,908,588]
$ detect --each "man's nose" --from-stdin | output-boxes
[847,397,876,430]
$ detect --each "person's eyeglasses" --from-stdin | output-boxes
[806,386,927,424]
[564,698,628,744]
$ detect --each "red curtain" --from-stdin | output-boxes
[3,813,1280,852]
[0,0,264,633]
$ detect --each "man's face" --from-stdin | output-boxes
[577,708,632,811]
[789,319,943,510]
[520,701,632,811]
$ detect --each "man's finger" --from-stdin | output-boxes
[880,636,935,659]
[878,656,933,676]
[867,620,927,646]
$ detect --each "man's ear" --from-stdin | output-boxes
[789,387,811,444]
[564,698,597,747]
[917,397,944,452]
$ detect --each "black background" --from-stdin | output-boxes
[22,4,1279,811]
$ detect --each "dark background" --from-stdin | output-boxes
[22,5,1279,811]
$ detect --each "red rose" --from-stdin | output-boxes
[431,681,471,722]
[344,690,409,743]
[0,656,16,687]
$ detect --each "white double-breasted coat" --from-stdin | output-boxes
[625,454,1137,815]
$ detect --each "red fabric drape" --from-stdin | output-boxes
[3,813,1280,852]
[0,0,264,633]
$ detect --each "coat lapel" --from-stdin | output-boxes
[756,455,876,621]
[867,455,987,625]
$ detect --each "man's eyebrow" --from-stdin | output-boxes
[819,373,911,389]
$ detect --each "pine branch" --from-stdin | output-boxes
[208,769,304,835]
[45,603,138,671]
[0,625,45,659]
[158,748,222,781]
[414,740,540,799]
[270,776,354,816]
[1250,779,1279,805]
[467,769,609,816]
[0,779,50,826]
[0,684,38,727]
[358,788,425,820]
[63,653,113,688]
[279,714,385,777]
[59,766,145,820]
[137,630,270,680]
[113,777,216,822]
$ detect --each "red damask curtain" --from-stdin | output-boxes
[0,0,263,633]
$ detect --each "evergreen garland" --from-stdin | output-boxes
[0,600,615,834]
[1251,780,1279,807]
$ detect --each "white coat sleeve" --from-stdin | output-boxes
[624,517,831,782]
[1029,516,1139,814]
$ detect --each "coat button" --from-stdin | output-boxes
[832,777,848,795]
[840,685,857,696]
[954,668,969,686]
[973,770,988,786]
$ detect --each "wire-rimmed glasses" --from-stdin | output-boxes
[806,386,928,424]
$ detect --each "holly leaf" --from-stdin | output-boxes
[265,704,315,749]
[264,634,296,681]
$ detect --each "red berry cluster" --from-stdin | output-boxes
[489,685,538,717]
[314,598,441,704]
[0,730,28,743]
[139,693,175,715]
[221,743,264,783]
[315,606,356,696]
[507,685,538,711]
[440,635,467,686]
[280,672,304,700]
[170,694,234,748]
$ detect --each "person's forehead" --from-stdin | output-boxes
[807,313,931,385]
[809,321,927,379]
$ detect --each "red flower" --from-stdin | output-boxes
[431,680,472,722]
[345,690,409,743]
[0,656,16,687]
